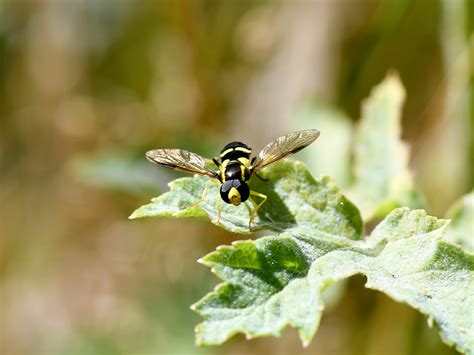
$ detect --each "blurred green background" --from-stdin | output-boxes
[1,1,472,354]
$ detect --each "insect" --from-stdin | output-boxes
[146,129,320,228]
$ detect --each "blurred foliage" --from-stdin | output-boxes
[0,0,471,355]
[348,75,423,219]
[294,75,425,222]
[71,151,168,196]
[293,103,353,188]
[444,192,474,252]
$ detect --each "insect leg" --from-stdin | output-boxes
[254,173,268,181]
[216,198,221,225]
[187,178,219,210]
[247,190,268,229]
[212,157,221,167]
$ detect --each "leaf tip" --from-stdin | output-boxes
[128,210,139,219]
[194,334,204,347]
[386,69,400,82]
[384,70,404,92]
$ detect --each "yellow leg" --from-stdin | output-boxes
[248,190,267,229]
[187,179,223,226]
[216,200,221,225]
[187,178,219,210]
[205,179,222,225]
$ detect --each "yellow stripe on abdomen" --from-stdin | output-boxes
[235,147,252,154]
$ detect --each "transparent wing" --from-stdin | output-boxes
[146,149,217,177]
[251,129,320,172]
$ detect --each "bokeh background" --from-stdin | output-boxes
[1,1,472,355]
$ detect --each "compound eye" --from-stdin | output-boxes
[237,182,250,202]
[220,180,249,205]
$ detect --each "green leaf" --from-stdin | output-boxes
[308,209,473,353]
[444,193,474,252]
[131,158,473,351]
[192,208,474,353]
[192,234,338,346]
[131,156,473,352]
[130,160,363,238]
[349,74,424,220]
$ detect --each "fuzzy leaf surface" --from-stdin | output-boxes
[193,209,473,353]
[131,160,473,352]
[130,160,362,238]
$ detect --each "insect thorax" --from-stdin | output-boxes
[219,142,252,183]
[220,142,251,161]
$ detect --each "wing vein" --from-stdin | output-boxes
[146,149,216,177]
[252,129,320,172]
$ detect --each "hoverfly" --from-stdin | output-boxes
[146,129,320,228]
